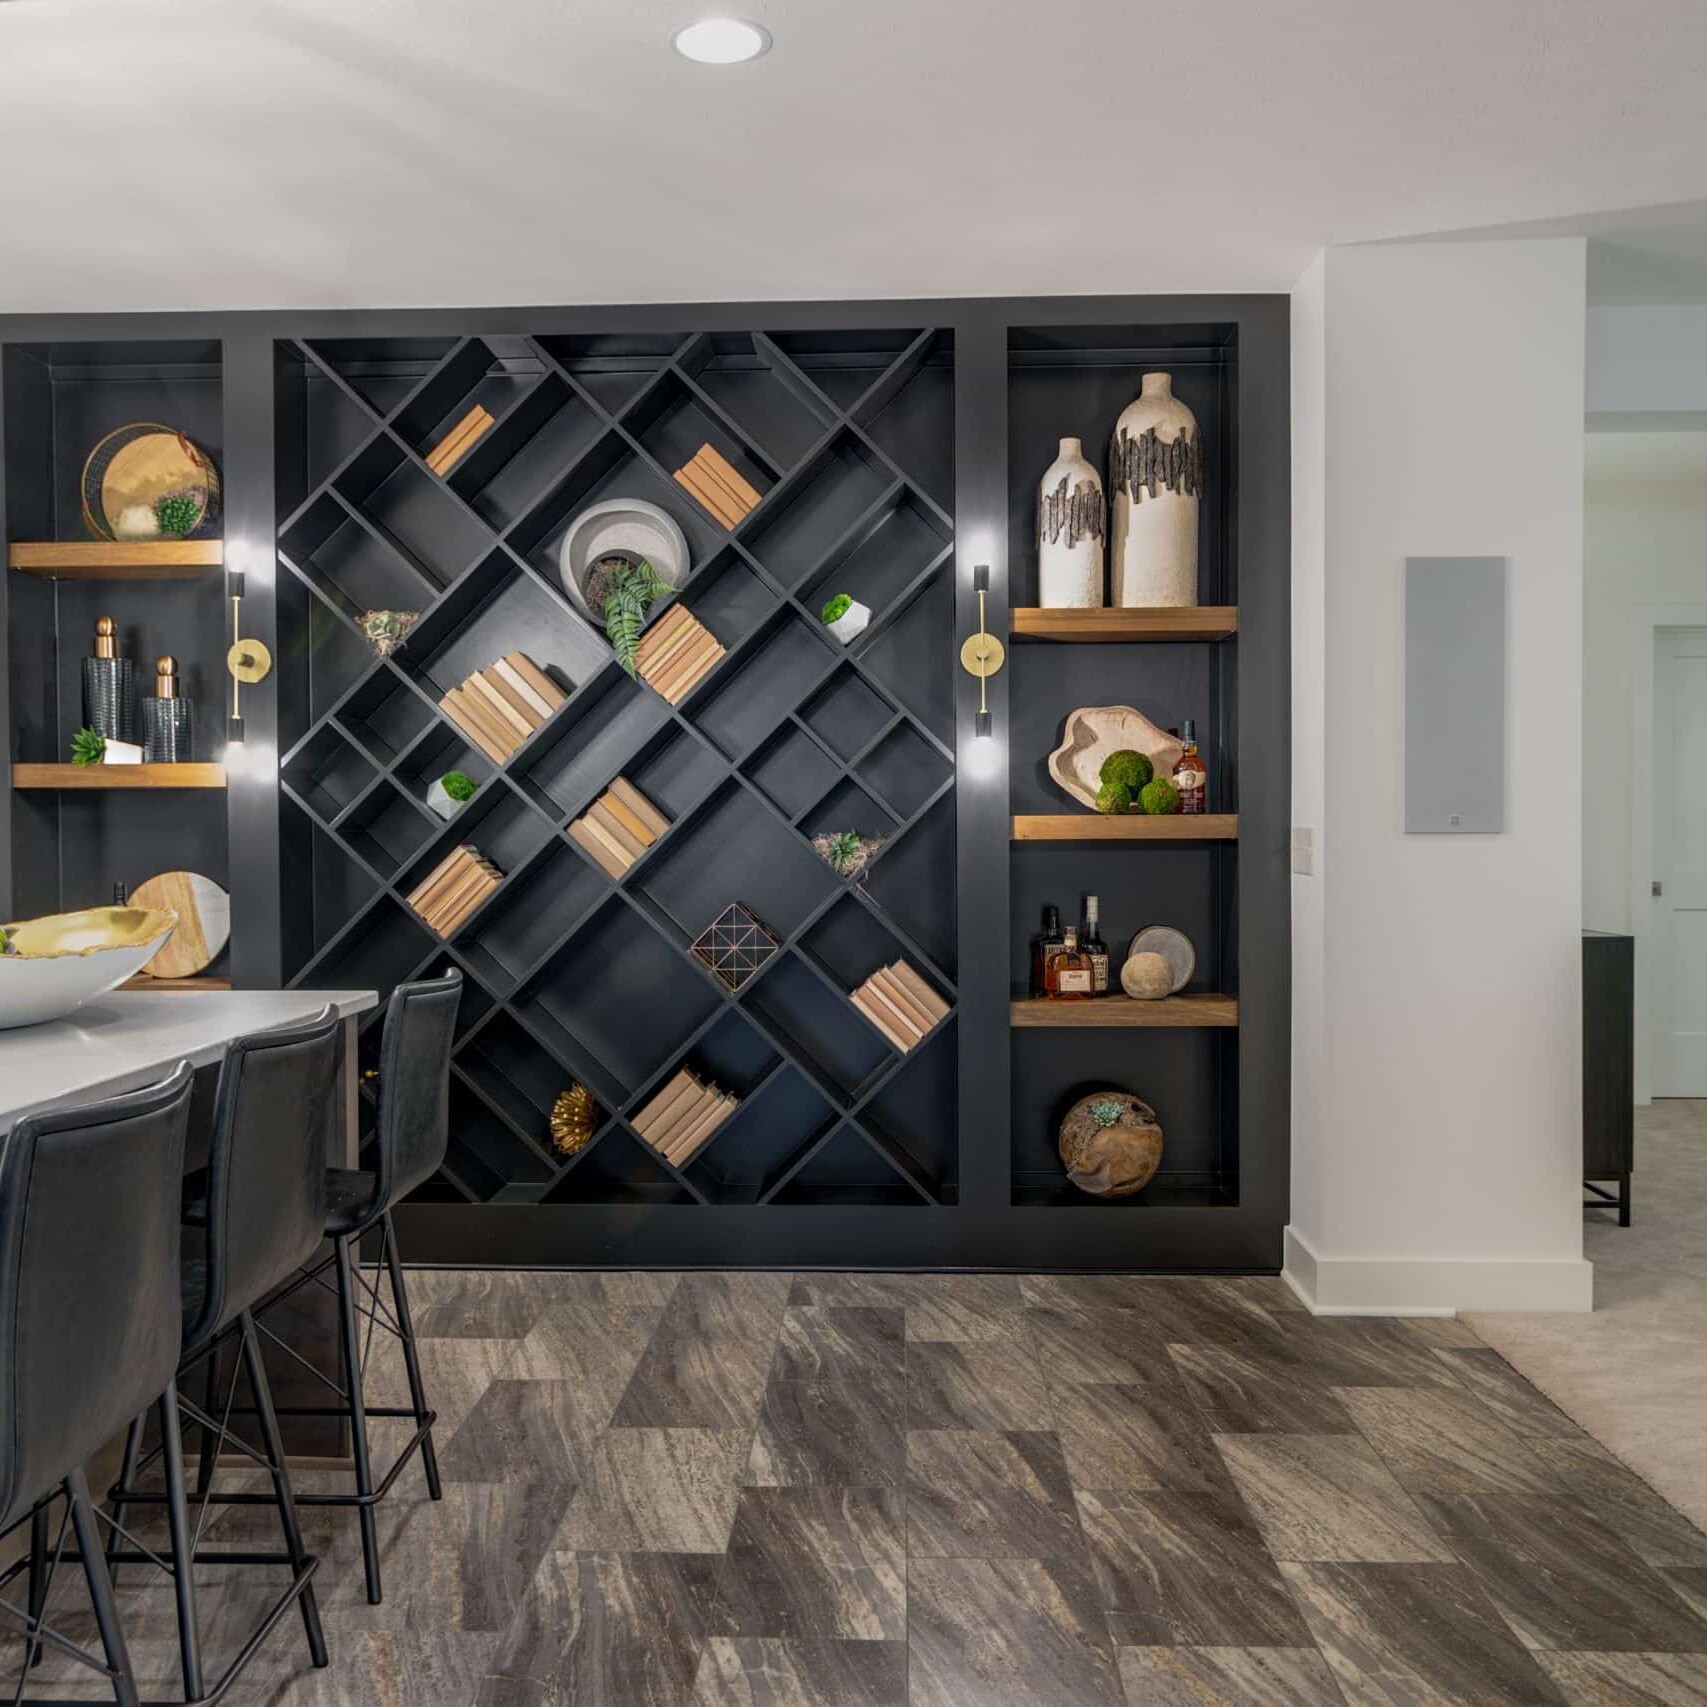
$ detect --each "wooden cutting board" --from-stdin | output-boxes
[129,871,230,978]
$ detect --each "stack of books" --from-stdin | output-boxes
[632,1067,739,1167]
[849,960,950,1053]
[672,442,762,529]
[406,844,502,937]
[425,404,496,475]
[440,652,567,765]
[567,776,671,879]
[635,605,725,704]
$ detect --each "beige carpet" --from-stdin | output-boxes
[1470,1099,1707,1533]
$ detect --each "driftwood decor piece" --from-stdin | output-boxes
[1048,705,1183,812]
[1058,1091,1164,1199]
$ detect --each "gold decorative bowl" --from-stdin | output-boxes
[0,907,177,1029]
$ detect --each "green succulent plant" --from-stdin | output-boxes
[153,491,201,538]
[1099,748,1152,791]
[1088,1098,1125,1129]
[821,593,853,625]
[1138,776,1181,815]
[440,770,477,803]
[1095,779,1132,815]
[603,559,673,679]
[70,726,106,766]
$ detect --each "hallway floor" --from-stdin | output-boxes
[1473,1098,1707,1538]
[14,1269,1707,1704]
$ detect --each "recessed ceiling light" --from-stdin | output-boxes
[671,17,771,64]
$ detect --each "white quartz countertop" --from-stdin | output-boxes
[0,989,378,1128]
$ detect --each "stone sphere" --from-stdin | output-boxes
[1058,1091,1164,1198]
[1120,951,1173,1000]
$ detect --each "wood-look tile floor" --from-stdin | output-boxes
[14,1270,1707,1705]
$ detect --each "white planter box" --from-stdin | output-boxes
[101,740,143,765]
[825,600,871,646]
[427,777,468,819]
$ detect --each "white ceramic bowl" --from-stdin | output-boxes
[0,907,177,1030]
[558,500,691,618]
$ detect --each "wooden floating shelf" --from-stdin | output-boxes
[119,975,231,992]
[1012,814,1237,841]
[1011,994,1239,1028]
[12,763,227,790]
[7,540,224,580]
[1010,606,1237,642]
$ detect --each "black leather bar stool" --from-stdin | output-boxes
[0,1063,194,1707]
[106,1007,341,1701]
[252,970,461,1605]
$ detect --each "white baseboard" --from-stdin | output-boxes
[1282,1225,1594,1315]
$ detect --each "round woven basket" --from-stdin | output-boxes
[80,423,222,541]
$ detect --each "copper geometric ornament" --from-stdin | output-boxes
[689,902,779,992]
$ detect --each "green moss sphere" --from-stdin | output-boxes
[1138,777,1181,815]
[1099,748,1152,791]
[1095,780,1132,815]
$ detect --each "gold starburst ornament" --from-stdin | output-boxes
[549,1083,596,1157]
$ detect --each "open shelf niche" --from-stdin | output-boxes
[1006,321,1242,1211]
[1,337,232,983]
[273,326,959,1206]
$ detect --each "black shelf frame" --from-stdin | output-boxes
[0,295,1287,1272]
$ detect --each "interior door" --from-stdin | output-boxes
[1653,627,1707,1096]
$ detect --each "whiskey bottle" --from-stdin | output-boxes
[1081,894,1110,995]
[1029,904,1064,999]
[1046,925,1094,1000]
[1173,717,1207,815]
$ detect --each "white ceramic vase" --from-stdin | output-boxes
[426,777,463,820]
[1108,373,1201,607]
[826,600,871,645]
[1037,436,1104,607]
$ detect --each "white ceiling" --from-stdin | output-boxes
[2,0,1705,313]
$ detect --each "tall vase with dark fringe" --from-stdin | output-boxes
[1037,436,1104,607]
[1108,373,1201,607]
[82,616,134,743]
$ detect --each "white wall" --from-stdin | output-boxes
[1288,238,1592,1313]
[1583,432,1707,933]
[1588,307,1707,414]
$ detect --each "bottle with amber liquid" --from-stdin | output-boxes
[1081,894,1110,996]
[1029,904,1064,999]
[1046,925,1094,1000]
[1173,717,1207,815]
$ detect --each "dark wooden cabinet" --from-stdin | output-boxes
[1583,930,1634,1225]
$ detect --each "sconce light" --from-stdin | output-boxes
[961,564,1003,739]
[225,568,272,745]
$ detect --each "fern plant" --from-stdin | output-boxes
[603,559,673,678]
[70,726,106,766]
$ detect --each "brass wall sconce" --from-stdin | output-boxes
[960,564,1003,738]
[225,569,272,744]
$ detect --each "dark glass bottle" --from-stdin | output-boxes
[1029,904,1063,998]
[82,615,134,743]
[1081,894,1110,995]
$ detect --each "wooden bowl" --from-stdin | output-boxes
[1047,706,1183,811]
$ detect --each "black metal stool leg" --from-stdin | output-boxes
[239,1310,328,1667]
[25,1501,49,1670]
[195,1349,218,1498]
[383,1210,440,1502]
[67,1467,140,1707]
[158,1382,206,1701]
[334,1234,383,1604]
[105,1413,144,1578]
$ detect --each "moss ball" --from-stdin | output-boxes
[1099,748,1153,791]
[1138,777,1180,815]
[1095,779,1132,814]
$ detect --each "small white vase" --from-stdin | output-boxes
[1109,373,1201,607]
[1037,437,1105,607]
[426,777,464,820]
[826,600,871,646]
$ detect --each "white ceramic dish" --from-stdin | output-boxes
[558,500,691,618]
[0,907,177,1029]
[1126,925,1195,994]
[1047,705,1184,811]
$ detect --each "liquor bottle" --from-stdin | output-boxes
[1029,904,1064,999]
[1081,894,1110,995]
[82,615,134,743]
[1046,925,1094,1000]
[1173,717,1207,815]
[141,655,192,763]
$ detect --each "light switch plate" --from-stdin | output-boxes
[1291,827,1314,875]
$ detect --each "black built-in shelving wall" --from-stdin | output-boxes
[0,297,1288,1271]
